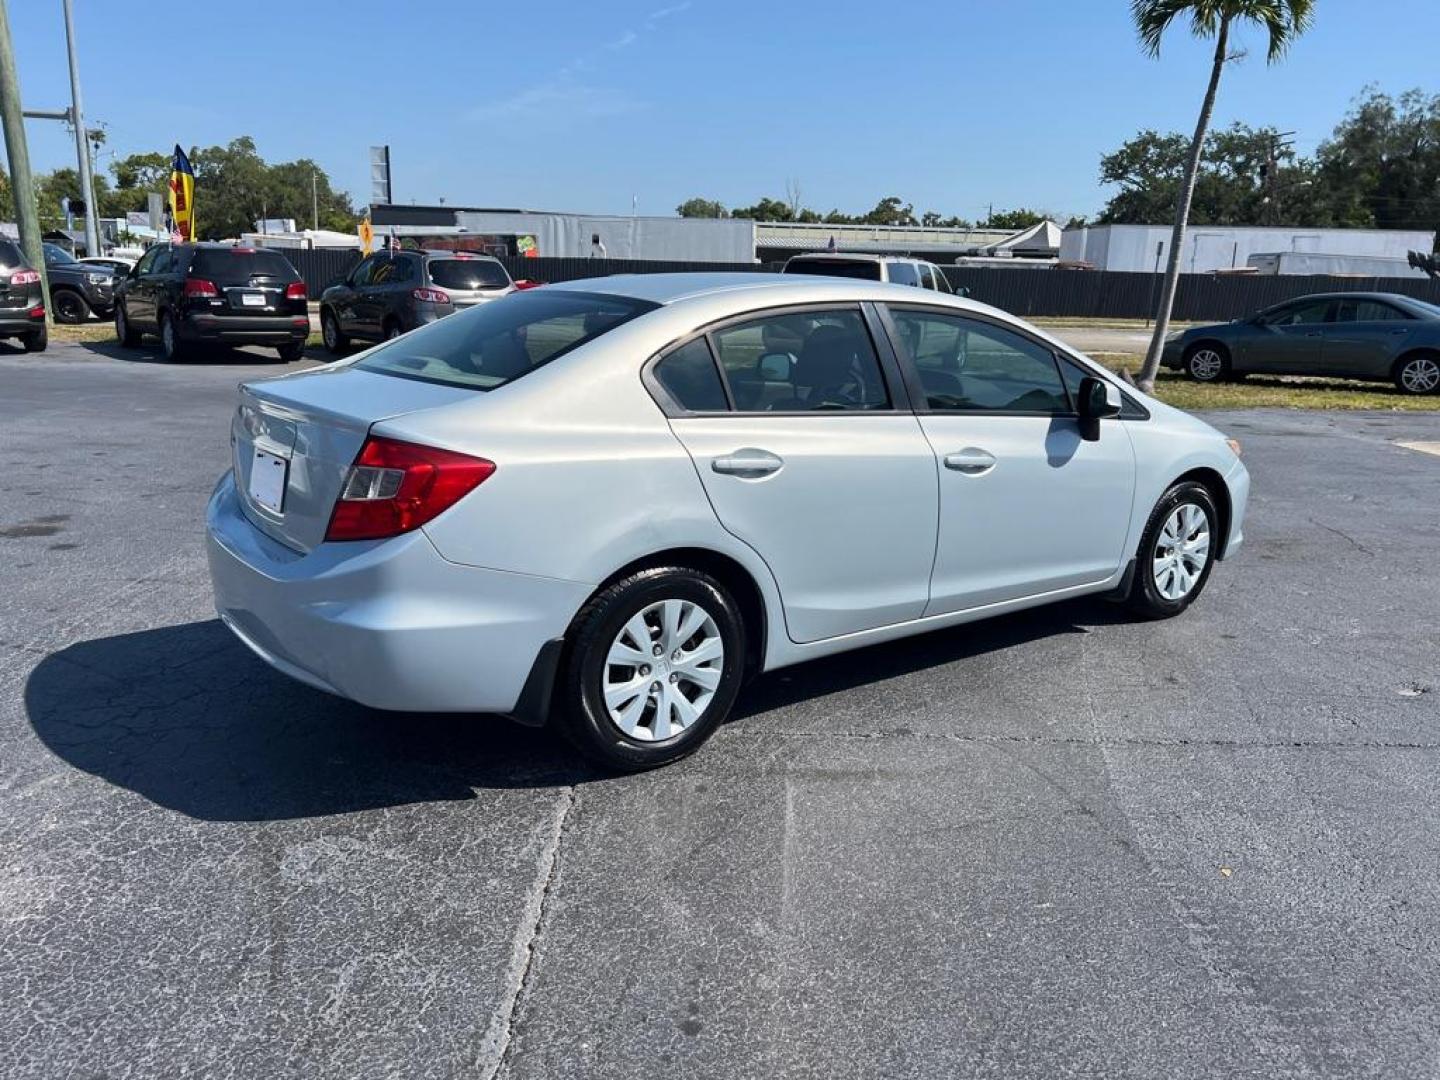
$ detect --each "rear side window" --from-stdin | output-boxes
[190,249,299,284]
[654,338,729,412]
[784,258,882,281]
[428,258,511,290]
[0,240,23,268]
[355,289,656,390]
[710,309,890,412]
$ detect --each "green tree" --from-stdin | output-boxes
[0,166,13,221]
[730,196,796,222]
[863,196,918,226]
[676,197,729,218]
[985,207,1046,230]
[1132,0,1316,393]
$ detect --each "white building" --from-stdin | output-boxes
[1061,223,1435,274]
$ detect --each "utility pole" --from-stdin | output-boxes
[311,170,318,231]
[1261,130,1296,227]
[61,0,99,256]
[0,0,50,320]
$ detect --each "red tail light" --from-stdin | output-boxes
[184,277,219,298]
[11,269,39,286]
[284,281,307,300]
[412,287,450,304]
[27,304,45,319]
[325,435,495,542]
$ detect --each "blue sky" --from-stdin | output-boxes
[8,1,1439,222]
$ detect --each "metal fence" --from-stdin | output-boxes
[280,247,1440,322]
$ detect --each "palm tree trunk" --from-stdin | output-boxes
[1137,16,1231,393]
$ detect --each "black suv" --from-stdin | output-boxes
[44,241,116,323]
[319,250,514,352]
[114,244,311,362]
[0,240,47,351]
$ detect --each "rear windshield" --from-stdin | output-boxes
[0,241,23,268]
[189,249,299,284]
[354,290,656,390]
[784,258,882,281]
[428,257,511,290]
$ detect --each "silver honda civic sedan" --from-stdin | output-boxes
[207,273,1249,770]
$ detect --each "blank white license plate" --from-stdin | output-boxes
[248,448,288,513]
[240,292,265,307]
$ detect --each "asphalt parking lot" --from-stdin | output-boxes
[3,339,1439,1079]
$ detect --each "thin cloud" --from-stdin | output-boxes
[606,29,638,50]
[648,1,691,18]
[467,80,644,123]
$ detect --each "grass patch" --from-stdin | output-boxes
[1086,352,1440,411]
[47,322,117,343]
[1029,316,1197,332]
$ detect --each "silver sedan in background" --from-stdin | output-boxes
[209,274,1249,770]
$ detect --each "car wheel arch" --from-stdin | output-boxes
[1170,466,1231,558]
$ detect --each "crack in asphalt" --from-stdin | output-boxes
[1308,517,1375,558]
[474,786,576,1080]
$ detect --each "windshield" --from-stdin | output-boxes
[428,258,511,290]
[783,258,882,281]
[44,242,78,266]
[354,289,657,390]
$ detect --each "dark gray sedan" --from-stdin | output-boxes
[1162,292,1440,395]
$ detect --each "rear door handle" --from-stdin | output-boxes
[944,448,997,474]
[712,448,784,478]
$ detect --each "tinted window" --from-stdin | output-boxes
[428,258,511,290]
[887,261,921,287]
[151,248,174,275]
[889,308,1068,413]
[711,309,889,412]
[0,240,24,268]
[355,289,655,391]
[371,256,416,284]
[133,247,160,275]
[1263,300,1331,326]
[654,337,729,412]
[348,256,377,287]
[1333,299,1410,323]
[783,258,883,281]
[189,249,299,284]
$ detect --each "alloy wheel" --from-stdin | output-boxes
[1187,349,1224,381]
[602,598,724,742]
[322,314,337,350]
[1152,503,1211,601]
[1400,355,1440,394]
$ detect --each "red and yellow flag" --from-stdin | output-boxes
[167,144,196,242]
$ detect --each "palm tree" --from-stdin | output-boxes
[1132,0,1315,393]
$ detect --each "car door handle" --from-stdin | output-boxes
[944,448,997,474]
[1389,329,1411,335]
[1305,331,1324,338]
[712,449,784,478]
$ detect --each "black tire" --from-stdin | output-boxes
[383,320,403,341]
[52,288,89,325]
[1183,342,1230,383]
[115,302,141,347]
[21,326,47,353]
[159,311,187,362]
[1393,351,1440,395]
[321,308,348,354]
[277,340,306,362]
[557,566,746,771]
[1126,481,1220,619]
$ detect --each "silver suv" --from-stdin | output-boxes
[782,252,956,294]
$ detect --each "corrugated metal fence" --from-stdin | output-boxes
[281,248,1440,322]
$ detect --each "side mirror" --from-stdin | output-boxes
[1077,375,1122,441]
[757,352,793,381]
[955,286,971,298]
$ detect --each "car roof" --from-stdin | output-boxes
[785,252,920,264]
[1279,291,1421,304]
[543,271,969,307]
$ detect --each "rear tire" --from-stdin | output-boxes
[557,566,746,772]
[159,311,188,362]
[1184,343,1229,383]
[52,288,89,325]
[277,341,305,362]
[115,302,141,347]
[21,326,47,353]
[321,308,348,353]
[1394,351,1440,395]
[383,320,403,341]
[1126,481,1219,619]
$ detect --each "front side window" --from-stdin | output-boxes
[887,261,921,287]
[348,256,377,287]
[654,337,729,412]
[1263,300,1331,326]
[354,289,655,391]
[888,308,1069,413]
[133,247,160,276]
[710,309,890,412]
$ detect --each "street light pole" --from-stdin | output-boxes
[61,0,100,256]
[0,0,50,319]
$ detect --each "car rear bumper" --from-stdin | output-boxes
[0,308,45,334]
[182,312,310,343]
[206,471,589,713]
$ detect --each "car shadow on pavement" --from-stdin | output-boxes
[76,340,307,366]
[25,619,601,822]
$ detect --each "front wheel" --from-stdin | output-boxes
[557,567,746,771]
[52,289,89,325]
[1394,352,1440,395]
[1126,481,1220,619]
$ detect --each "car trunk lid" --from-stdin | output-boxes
[231,367,478,552]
